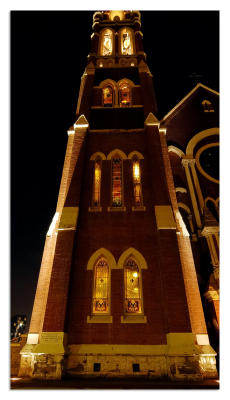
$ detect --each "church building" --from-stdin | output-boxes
[19,10,219,381]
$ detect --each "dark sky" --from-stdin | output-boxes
[11,11,219,326]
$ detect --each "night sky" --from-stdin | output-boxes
[11,11,219,327]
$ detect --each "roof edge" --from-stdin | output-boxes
[161,83,219,123]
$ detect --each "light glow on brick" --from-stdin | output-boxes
[47,212,59,237]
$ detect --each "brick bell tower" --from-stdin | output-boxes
[19,11,217,380]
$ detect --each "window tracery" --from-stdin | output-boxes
[118,82,131,107]
[120,28,134,55]
[92,158,102,206]
[101,29,113,56]
[93,257,109,313]
[124,258,142,313]
[102,85,114,107]
[111,156,123,207]
[132,157,143,206]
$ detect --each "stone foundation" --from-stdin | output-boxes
[19,332,67,379]
[66,344,217,381]
[18,332,218,381]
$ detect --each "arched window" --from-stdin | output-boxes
[92,157,102,206]
[102,85,114,107]
[118,81,131,107]
[124,258,143,314]
[111,156,123,207]
[93,257,110,314]
[120,28,134,55]
[101,29,113,56]
[202,100,214,112]
[132,157,143,207]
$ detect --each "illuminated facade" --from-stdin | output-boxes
[19,11,219,381]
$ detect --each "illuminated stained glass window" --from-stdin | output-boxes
[92,158,102,206]
[112,157,122,207]
[121,28,133,55]
[119,83,131,107]
[101,29,113,56]
[132,158,142,206]
[102,85,113,107]
[124,258,142,314]
[93,258,109,313]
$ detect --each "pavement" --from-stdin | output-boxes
[10,376,220,390]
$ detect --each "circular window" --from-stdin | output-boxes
[196,143,219,183]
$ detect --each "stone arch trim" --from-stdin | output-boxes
[117,248,148,270]
[178,202,191,214]
[107,149,127,160]
[117,78,135,88]
[204,196,218,208]
[186,127,219,156]
[99,79,117,88]
[90,152,106,160]
[195,142,219,184]
[99,79,118,106]
[87,248,117,270]
[168,145,185,158]
[128,151,144,160]
[175,187,187,193]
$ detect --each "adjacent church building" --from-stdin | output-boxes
[18,11,219,381]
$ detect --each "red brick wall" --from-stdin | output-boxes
[63,128,192,344]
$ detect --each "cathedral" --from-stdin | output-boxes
[18,11,219,381]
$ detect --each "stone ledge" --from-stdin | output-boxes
[121,315,147,323]
[87,315,113,323]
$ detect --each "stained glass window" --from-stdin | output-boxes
[93,258,109,313]
[132,158,142,206]
[93,158,102,206]
[112,157,122,207]
[121,28,133,55]
[124,258,142,313]
[101,29,113,56]
[119,83,131,107]
[103,85,113,107]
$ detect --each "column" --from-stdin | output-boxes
[182,159,202,229]
[190,159,204,213]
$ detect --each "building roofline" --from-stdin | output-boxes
[161,83,219,123]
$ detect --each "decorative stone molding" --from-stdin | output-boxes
[154,205,176,230]
[144,112,160,126]
[86,248,117,270]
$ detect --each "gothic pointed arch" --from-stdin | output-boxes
[128,151,144,160]
[87,248,117,270]
[90,152,106,161]
[117,248,148,270]
[107,149,127,160]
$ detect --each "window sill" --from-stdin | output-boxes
[88,206,102,212]
[132,206,146,211]
[87,315,113,323]
[121,315,147,324]
[108,206,126,212]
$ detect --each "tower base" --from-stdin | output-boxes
[18,333,218,381]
